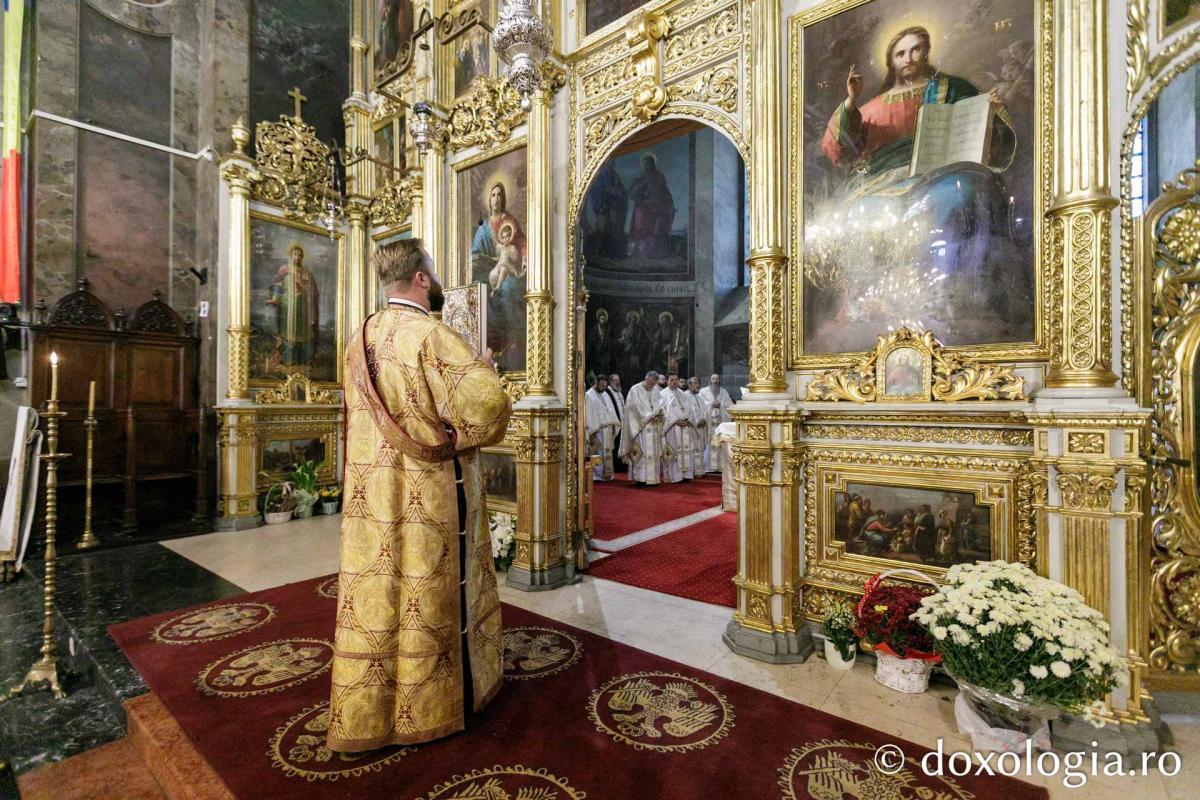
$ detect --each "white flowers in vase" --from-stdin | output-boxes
[912,560,1124,721]
[489,512,516,570]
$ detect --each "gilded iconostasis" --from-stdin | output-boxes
[14,0,1188,712]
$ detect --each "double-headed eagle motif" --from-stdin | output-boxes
[607,678,719,739]
[503,631,569,673]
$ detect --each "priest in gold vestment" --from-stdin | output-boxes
[328,239,512,752]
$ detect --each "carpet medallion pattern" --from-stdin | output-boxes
[110,576,1048,799]
[151,602,277,645]
[587,672,733,753]
[315,576,339,599]
[416,766,587,800]
[269,701,411,781]
[197,639,333,697]
[779,739,973,800]
[502,626,583,680]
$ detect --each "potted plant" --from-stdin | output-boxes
[319,486,342,515]
[262,481,297,525]
[913,560,1124,750]
[855,569,940,693]
[288,460,320,519]
[489,512,515,572]
[822,604,859,671]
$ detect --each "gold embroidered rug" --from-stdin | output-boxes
[109,575,1049,800]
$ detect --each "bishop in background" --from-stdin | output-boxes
[329,239,512,752]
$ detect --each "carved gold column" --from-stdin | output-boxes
[1043,0,1119,389]
[525,81,555,397]
[720,0,810,663]
[216,123,262,530]
[221,139,253,402]
[507,409,568,590]
[746,0,787,395]
[422,133,448,278]
[346,202,368,336]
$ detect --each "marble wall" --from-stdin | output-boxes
[27,0,256,408]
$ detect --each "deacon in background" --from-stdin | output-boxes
[605,373,625,471]
[620,371,664,486]
[585,375,619,481]
[660,374,689,484]
[329,239,511,752]
[698,373,734,472]
[687,377,707,477]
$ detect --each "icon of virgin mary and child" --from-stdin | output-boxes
[470,181,528,373]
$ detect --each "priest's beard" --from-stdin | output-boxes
[428,280,445,312]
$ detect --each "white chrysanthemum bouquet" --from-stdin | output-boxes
[489,512,516,570]
[912,560,1124,716]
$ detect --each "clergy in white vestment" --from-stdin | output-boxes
[585,376,619,481]
[606,373,625,470]
[698,373,734,472]
[660,375,690,484]
[607,374,625,418]
[620,371,665,485]
[687,377,707,477]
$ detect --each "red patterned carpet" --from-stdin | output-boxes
[109,577,1047,800]
[588,511,738,608]
[591,474,723,540]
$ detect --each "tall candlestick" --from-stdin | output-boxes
[88,381,95,415]
[8,388,71,699]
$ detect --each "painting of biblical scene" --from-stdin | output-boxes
[250,0,350,152]
[587,296,693,396]
[454,1,492,98]
[249,216,343,385]
[796,0,1037,355]
[458,146,528,374]
[834,482,992,567]
[580,127,695,279]
[882,346,925,397]
[481,450,517,505]
[371,227,413,310]
[262,437,325,475]
[374,0,414,84]
[585,0,650,37]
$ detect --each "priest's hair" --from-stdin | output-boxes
[375,238,429,290]
[644,370,658,380]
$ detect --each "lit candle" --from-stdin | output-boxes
[88,380,96,415]
[49,352,59,402]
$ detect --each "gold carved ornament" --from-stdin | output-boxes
[1146,161,1200,678]
[1126,0,1200,104]
[249,114,334,220]
[367,171,420,228]
[805,328,1026,402]
[448,76,526,151]
[625,11,671,122]
[254,373,340,405]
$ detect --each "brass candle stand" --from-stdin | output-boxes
[77,412,99,550]
[8,399,71,699]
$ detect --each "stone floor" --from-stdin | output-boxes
[1,512,1197,799]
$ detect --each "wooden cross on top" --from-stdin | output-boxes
[288,86,308,120]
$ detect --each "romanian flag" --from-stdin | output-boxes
[0,0,25,303]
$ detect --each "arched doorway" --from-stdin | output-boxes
[574,118,749,609]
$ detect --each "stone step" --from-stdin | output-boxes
[125,693,235,800]
[16,738,167,800]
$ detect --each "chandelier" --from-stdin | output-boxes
[492,0,554,111]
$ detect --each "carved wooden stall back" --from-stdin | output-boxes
[29,279,206,540]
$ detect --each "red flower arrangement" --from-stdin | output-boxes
[854,573,939,661]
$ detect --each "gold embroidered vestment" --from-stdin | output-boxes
[327,305,511,751]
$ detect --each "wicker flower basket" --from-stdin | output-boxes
[856,568,941,694]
